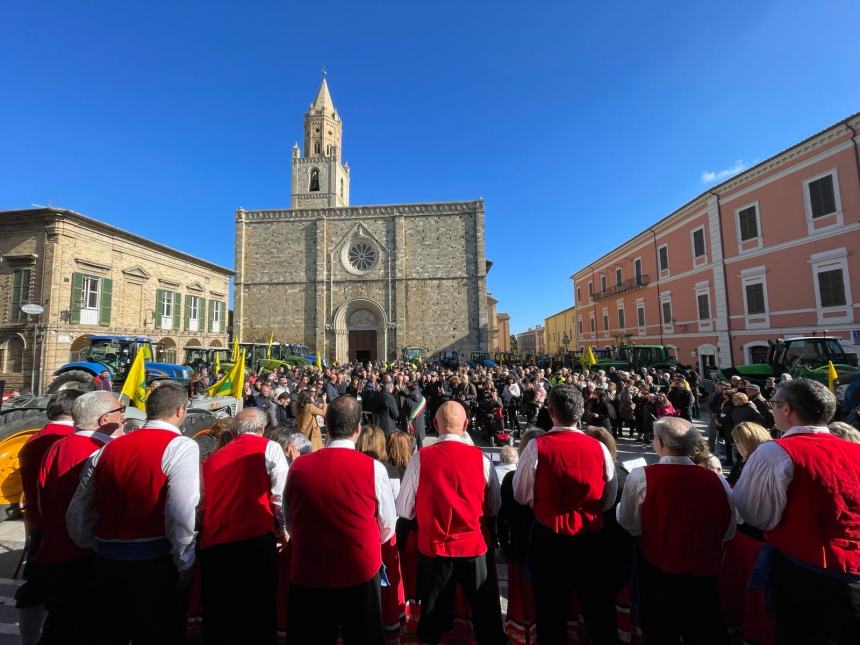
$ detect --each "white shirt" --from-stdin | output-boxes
[616,455,736,541]
[732,425,829,531]
[396,433,502,520]
[512,426,617,510]
[66,419,200,572]
[494,462,518,483]
[283,438,396,543]
[263,438,289,532]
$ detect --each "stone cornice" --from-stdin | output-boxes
[236,200,484,222]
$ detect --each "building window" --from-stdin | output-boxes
[590,316,595,333]
[211,300,222,333]
[660,301,671,325]
[817,268,847,307]
[692,228,706,258]
[697,293,710,320]
[745,283,766,315]
[603,311,609,331]
[617,307,625,330]
[80,275,101,325]
[187,296,200,332]
[636,304,645,328]
[749,346,770,364]
[658,245,669,272]
[314,142,321,155]
[615,267,622,287]
[634,258,642,281]
[808,174,837,219]
[577,287,581,303]
[587,282,593,299]
[738,205,759,241]
[600,275,607,293]
[340,178,344,198]
[309,168,320,192]
[10,268,31,322]
[578,317,583,334]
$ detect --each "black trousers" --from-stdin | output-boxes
[529,523,618,645]
[94,555,186,645]
[287,574,385,645]
[416,553,505,645]
[40,557,96,644]
[637,554,726,644]
[200,534,277,645]
[772,551,860,644]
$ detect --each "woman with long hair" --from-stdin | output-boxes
[295,389,327,451]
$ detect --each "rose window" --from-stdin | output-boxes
[348,242,378,272]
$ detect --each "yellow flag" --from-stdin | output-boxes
[827,360,839,393]
[231,338,239,362]
[209,349,245,399]
[315,352,322,369]
[120,346,148,410]
[213,350,220,377]
[266,332,274,359]
[587,345,598,368]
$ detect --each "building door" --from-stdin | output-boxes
[349,330,377,363]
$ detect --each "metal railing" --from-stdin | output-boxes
[593,274,650,301]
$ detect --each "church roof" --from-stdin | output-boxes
[311,78,336,113]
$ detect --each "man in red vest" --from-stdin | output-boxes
[15,390,84,644]
[36,390,117,643]
[67,381,199,644]
[512,384,618,644]
[198,406,288,645]
[617,416,734,643]
[396,401,505,644]
[285,394,396,644]
[734,378,860,644]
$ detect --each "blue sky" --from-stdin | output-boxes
[3,1,859,334]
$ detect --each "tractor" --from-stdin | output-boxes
[594,344,677,372]
[717,336,860,405]
[48,335,192,394]
[184,346,231,374]
[468,352,498,369]
[401,346,426,365]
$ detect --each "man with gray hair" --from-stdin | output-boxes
[617,416,734,643]
[198,406,289,644]
[67,380,198,644]
[733,378,859,642]
[494,444,518,482]
[35,390,118,642]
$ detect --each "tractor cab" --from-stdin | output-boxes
[401,346,425,364]
[184,346,230,373]
[770,337,857,372]
[469,352,497,368]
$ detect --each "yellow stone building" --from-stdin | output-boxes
[544,306,577,355]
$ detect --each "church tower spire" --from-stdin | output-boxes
[292,72,350,209]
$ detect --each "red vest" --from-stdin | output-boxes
[200,434,276,549]
[93,428,177,541]
[639,463,732,576]
[287,447,381,588]
[533,430,606,535]
[36,432,108,563]
[19,423,75,531]
[765,433,860,576]
[416,440,487,558]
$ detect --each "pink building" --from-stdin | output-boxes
[571,112,860,378]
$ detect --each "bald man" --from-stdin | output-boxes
[396,402,504,644]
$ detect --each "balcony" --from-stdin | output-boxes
[593,275,650,301]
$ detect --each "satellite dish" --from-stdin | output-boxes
[20,304,44,316]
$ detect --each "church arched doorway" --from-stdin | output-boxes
[332,298,388,365]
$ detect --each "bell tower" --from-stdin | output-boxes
[291,72,351,209]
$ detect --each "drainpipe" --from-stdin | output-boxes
[845,122,860,205]
[710,190,733,367]
[650,229,663,346]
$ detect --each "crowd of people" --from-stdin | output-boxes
[11,356,860,644]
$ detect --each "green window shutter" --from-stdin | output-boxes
[184,295,192,331]
[70,272,83,325]
[208,300,215,332]
[199,297,207,331]
[155,289,164,329]
[99,277,113,326]
[172,291,181,330]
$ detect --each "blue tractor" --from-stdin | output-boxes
[48,335,193,393]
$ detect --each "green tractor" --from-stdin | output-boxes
[716,336,860,396]
[401,346,426,365]
[594,344,677,372]
[184,346,231,374]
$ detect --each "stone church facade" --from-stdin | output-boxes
[235,78,489,363]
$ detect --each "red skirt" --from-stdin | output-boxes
[382,536,406,644]
[719,532,775,645]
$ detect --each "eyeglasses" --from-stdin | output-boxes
[105,405,127,415]
[769,399,785,407]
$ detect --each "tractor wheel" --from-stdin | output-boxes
[0,408,48,522]
[47,370,96,394]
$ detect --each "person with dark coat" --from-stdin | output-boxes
[369,382,400,436]
[667,377,694,421]
[399,383,427,448]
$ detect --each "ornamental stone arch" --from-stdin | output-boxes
[331,298,388,364]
